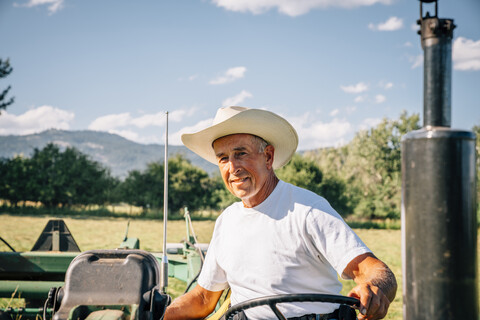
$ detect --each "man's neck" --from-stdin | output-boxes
[242,174,279,208]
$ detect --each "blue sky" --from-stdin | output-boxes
[0,0,479,151]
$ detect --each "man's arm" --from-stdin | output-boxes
[164,285,224,320]
[343,252,397,320]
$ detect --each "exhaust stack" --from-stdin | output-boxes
[401,1,478,319]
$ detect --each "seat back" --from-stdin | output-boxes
[53,249,160,320]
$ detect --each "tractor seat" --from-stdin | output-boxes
[53,249,168,320]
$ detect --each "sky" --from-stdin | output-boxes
[0,0,479,151]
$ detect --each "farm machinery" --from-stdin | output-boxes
[0,217,206,320]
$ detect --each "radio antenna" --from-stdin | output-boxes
[161,111,169,294]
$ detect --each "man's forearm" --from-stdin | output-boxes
[345,253,398,301]
[345,253,397,319]
[164,285,223,320]
[165,294,205,320]
[368,262,397,302]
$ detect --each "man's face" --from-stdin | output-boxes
[213,134,274,208]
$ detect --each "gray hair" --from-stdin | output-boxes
[251,135,269,153]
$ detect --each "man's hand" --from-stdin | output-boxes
[347,283,391,319]
[343,253,397,320]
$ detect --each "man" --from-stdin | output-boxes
[165,106,397,320]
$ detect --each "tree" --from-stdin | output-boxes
[29,143,115,207]
[168,155,214,214]
[307,111,421,219]
[119,155,219,215]
[276,153,352,216]
[0,59,14,114]
[0,156,35,207]
[59,147,116,206]
[276,153,323,195]
[118,161,166,211]
[120,169,157,210]
[345,111,420,219]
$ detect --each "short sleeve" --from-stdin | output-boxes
[305,199,371,279]
[197,221,230,292]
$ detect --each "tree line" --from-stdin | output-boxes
[0,144,115,208]
[0,142,351,217]
[307,112,480,220]
[305,111,421,219]
[1,112,478,220]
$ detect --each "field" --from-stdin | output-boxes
[1,214,478,320]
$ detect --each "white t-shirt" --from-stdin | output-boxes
[198,181,370,319]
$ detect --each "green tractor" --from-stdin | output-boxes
[0,216,208,320]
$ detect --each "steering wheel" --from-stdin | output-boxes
[223,293,360,320]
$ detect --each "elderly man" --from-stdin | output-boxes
[165,106,397,320]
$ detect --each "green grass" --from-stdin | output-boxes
[0,203,203,222]
[0,214,215,252]
[1,214,478,320]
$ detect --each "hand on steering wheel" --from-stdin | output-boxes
[224,293,360,320]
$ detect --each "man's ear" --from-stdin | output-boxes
[264,145,275,169]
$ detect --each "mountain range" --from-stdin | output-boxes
[0,129,218,178]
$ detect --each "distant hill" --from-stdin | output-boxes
[0,129,217,178]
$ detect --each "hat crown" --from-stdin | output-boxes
[213,106,249,125]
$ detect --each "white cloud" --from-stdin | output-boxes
[453,37,480,71]
[209,66,247,85]
[379,81,393,89]
[131,112,167,128]
[89,108,195,132]
[15,0,64,14]
[0,105,74,135]
[212,0,393,17]
[86,108,198,144]
[88,113,132,131]
[410,54,423,69]
[178,74,199,82]
[375,94,386,103]
[341,82,369,94]
[169,108,196,122]
[222,90,253,107]
[404,41,413,47]
[329,109,339,117]
[354,95,366,103]
[359,117,382,130]
[288,113,353,150]
[411,22,420,31]
[170,118,213,145]
[346,106,357,114]
[368,16,403,31]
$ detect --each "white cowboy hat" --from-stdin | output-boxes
[181,106,298,169]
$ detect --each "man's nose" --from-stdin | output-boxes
[228,157,242,174]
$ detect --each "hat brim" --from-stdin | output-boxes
[181,109,298,170]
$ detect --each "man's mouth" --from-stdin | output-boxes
[231,177,248,184]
